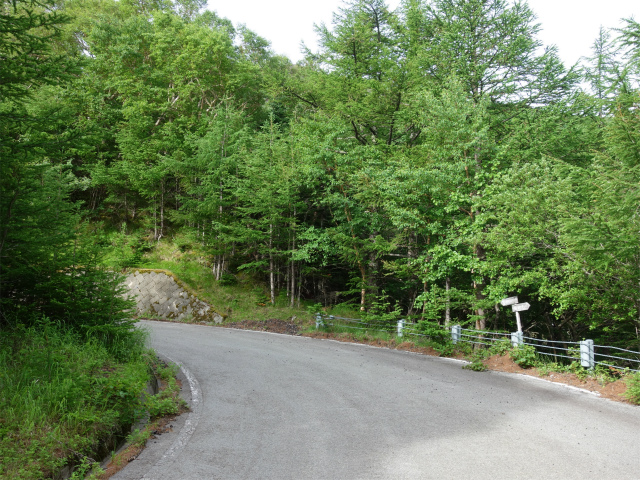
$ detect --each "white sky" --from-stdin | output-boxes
[206,0,638,67]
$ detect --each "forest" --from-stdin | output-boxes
[2,0,639,351]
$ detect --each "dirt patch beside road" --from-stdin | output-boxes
[482,353,629,402]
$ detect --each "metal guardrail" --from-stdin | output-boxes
[315,314,640,372]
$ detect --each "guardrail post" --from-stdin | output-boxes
[580,339,595,369]
[511,332,523,347]
[397,319,405,337]
[315,313,324,329]
[451,325,461,344]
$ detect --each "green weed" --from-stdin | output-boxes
[624,372,640,405]
[509,345,537,368]
[463,359,487,372]
[70,457,104,479]
[488,339,513,356]
[144,357,188,419]
[0,321,149,479]
[126,428,152,448]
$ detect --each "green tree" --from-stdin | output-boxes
[402,0,577,328]
[477,18,640,342]
[1,0,133,344]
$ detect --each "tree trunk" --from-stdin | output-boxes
[159,180,164,240]
[269,224,275,305]
[153,196,158,240]
[290,209,296,308]
[445,276,451,327]
[472,236,487,329]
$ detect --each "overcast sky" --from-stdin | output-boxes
[206,0,637,67]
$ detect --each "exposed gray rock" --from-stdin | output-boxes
[123,270,224,324]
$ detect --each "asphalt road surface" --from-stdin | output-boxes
[112,320,640,480]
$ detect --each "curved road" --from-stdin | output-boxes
[113,320,640,480]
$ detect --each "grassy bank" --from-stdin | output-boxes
[0,319,151,479]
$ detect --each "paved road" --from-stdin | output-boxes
[113,320,640,480]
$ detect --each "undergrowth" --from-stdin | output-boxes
[308,322,449,354]
[625,373,640,404]
[0,319,150,479]
[144,358,188,419]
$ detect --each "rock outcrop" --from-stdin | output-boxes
[124,269,224,323]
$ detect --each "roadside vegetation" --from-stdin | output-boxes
[116,232,640,406]
[0,318,146,479]
[0,319,188,479]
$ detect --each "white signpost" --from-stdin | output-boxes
[500,297,530,333]
[511,302,530,332]
[512,302,530,313]
[500,297,519,307]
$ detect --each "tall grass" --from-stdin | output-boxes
[0,319,150,479]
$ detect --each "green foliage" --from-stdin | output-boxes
[359,292,403,329]
[463,359,487,372]
[624,373,640,405]
[70,457,104,480]
[509,345,537,369]
[218,273,238,286]
[144,358,186,418]
[488,339,513,357]
[415,321,450,344]
[0,320,148,479]
[430,341,456,357]
[145,395,180,418]
[126,427,152,448]
[1,0,138,355]
[103,227,150,269]
[0,0,78,102]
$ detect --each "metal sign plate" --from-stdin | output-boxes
[512,302,530,312]
[500,296,519,306]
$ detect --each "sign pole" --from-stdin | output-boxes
[501,297,529,334]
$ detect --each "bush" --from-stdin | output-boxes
[0,321,149,479]
[145,395,180,418]
[219,273,238,286]
[624,372,640,405]
[488,339,512,356]
[510,345,537,368]
[415,320,450,343]
[463,359,487,371]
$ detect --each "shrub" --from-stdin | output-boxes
[463,359,487,371]
[415,320,450,343]
[510,345,537,368]
[488,339,512,356]
[624,372,640,405]
[219,273,238,286]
